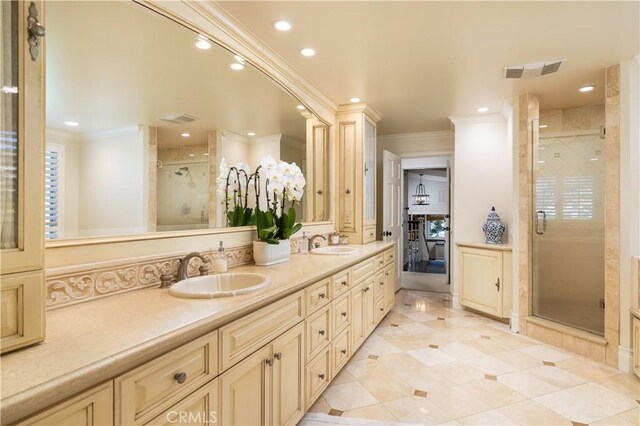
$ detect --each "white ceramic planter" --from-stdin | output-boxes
[253,240,291,266]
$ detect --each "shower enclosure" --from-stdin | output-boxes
[531,116,605,335]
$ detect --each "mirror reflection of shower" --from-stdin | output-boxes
[174,167,197,188]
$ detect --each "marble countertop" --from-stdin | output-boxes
[1,241,393,424]
[455,241,513,251]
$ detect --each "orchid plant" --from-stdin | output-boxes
[255,155,305,244]
[217,155,306,242]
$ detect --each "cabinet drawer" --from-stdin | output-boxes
[332,292,350,335]
[332,270,350,298]
[374,254,385,271]
[332,328,350,374]
[306,303,331,360]
[384,249,395,266]
[18,382,113,426]
[115,331,218,425]
[146,379,218,426]
[363,226,376,243]
[352,258,375,284]
[305,346,331,408]
[305,278,331,314]
[220,290,304,371]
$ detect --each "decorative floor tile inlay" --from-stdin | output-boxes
[307,289,640,426]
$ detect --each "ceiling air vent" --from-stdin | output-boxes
[503,59,565,79]
[160,113,197,124]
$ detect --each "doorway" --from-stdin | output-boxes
[401,158,451,292]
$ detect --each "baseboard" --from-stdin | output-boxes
[618,345,633,373]
[452,292,462,309]
[510,312,520,333]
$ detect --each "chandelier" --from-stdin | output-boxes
[412,174,430,205]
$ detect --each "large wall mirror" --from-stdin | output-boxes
[45,1,327,241]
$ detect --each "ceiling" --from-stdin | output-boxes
[218,1,639,135]
[46,1,307,147]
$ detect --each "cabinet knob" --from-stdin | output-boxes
[341,311,347,317]
[265,358,274,366]
[380,281,384,286]
[319,329,325,336]
[385,272,390,277]
[341,349,347,355]
[495,278,500,291]
[345,189,351,194]
[174,372,187,384]
[379,308,384,312]
[319,292,326,299]
[316,190,323,195]
[318,373,326,380]
[341,280,347,286]
[274,352,282,360]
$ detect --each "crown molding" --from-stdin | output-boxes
[336,102,383,122]
[448,113,506,126]
[137,0,337,126]
[377,130,454,142]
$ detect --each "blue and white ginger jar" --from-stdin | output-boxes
[482,206,505,244]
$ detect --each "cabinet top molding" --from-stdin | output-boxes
[456,241,513,251]
[336,102,383,122]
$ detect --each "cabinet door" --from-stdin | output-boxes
[458,248,503,317]
[1,270,44,352]
[384,264,396,311]
[338,116,361,233]
[363,116,376,225]
[633,317,640,378]
[363,277,376,335]
[350,281,366,351]
[146,379,219,426]
[1,0,45,275]
[18,382,112,426]
[219,346,270,426]
[271,323,304,426]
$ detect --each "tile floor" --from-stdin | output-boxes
[307,290,640,425]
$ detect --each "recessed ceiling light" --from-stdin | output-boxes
[589,157,599,161]
[195,37,211,50]
[181,132,190,137]
[203,153,209,156]
[188,154,195,157]
[538,160,545,164]
[273,20,292,31]
[296,104,305,110]
[230,63,245,71]
[539,124,548,129]
[247,132,256,137]
[234,55,245,64]
[579,85,595,93]
[1,85,18,94]
[300,48,316,57]
[350,97,361,103]
[64,121,79,127]
[477,107,489,113]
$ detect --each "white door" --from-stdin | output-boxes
[383,150,402,291]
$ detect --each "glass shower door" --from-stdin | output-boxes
[531,118,605,335]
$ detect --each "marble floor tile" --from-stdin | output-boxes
[321,381,379,411]
[383,396,453,425]
[533,390,611,424]
[457,409,519,425]
[459,379,528,408]
[342,403,399,423]
[497,400,573,425]
[316,290,634,426]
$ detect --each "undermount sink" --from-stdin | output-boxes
[169,273,271,299]
[311,246,360,256]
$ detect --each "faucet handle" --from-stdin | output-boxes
[159,273,174,289]
[199,265,209,276]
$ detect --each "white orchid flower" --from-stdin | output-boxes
[260,155,278,171]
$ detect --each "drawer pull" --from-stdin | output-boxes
[380,281,384,286]
[345,189,351,194]
[319,373,326,380]
[265,358,274,366]
[319,292,326,299]
[319,329,326,336]
[362,286,370,293]
[379,308,384,312]
[274,352,282,360]
[341,311,347,317]
[379,260,384,265]
[385,272,390,277]
[174,372,187,384]
[340,349,347,355]
[341,280,347,286]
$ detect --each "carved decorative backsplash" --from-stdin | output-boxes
[46,233,332,310]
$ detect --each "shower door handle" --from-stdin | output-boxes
[535,210,547,235]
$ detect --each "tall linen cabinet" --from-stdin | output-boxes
[336,103,381,244]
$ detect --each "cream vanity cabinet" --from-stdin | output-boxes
[632,310,640,378]
[14,248,396,426]
[336,103,382,244]
[457,243,512,319]
[1,0,46,354]
[305,114,329,222]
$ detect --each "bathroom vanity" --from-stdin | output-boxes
[0,242,395,425]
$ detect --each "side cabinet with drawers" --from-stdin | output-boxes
[14,247,396,426]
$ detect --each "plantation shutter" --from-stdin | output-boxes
[44,149,60,239]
